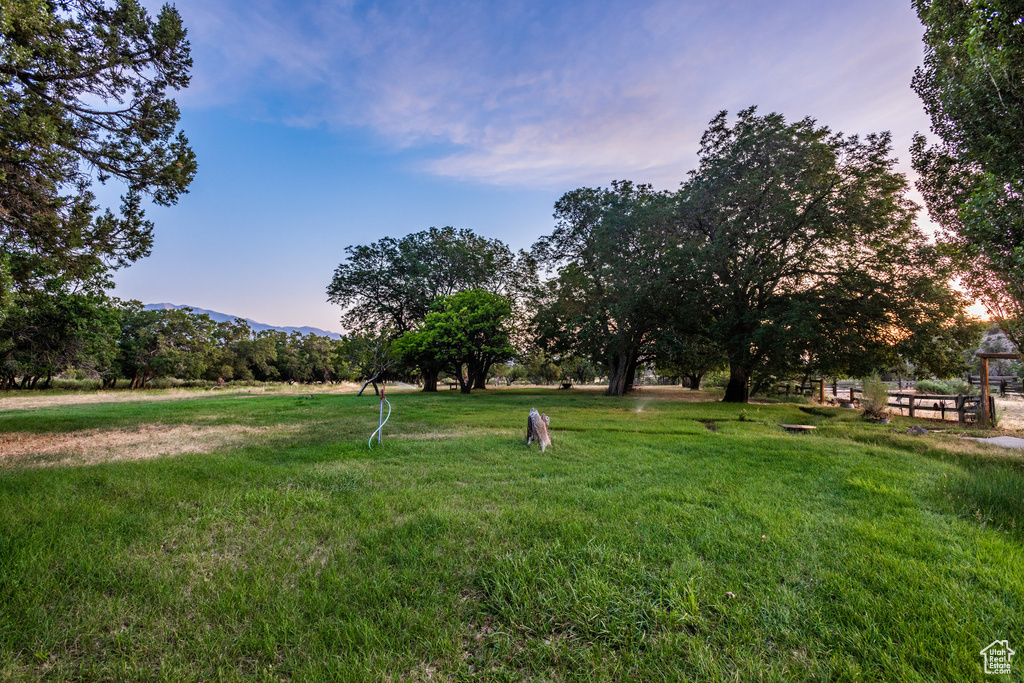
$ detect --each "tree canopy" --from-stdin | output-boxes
[911,0,1024,349]
[531,181,677,396]
[327,226,534,336]
[675,108,973,401]
[0,0,196,294]
[393,289,514,394]
[525,109,976,401]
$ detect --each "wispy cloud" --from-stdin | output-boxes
[154,0,931,188]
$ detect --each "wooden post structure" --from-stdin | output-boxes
[980,356,990,427]
[975,352,1022,428]
[908,395,915,418]
[819,379,825,404]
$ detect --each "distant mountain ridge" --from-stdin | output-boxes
[144,303,342,340]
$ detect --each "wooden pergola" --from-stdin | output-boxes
[976,352,1022,427]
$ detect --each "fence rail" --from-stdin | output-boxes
[965,373,1024,397]
[771,379,1006,425]
[887,393,993,425]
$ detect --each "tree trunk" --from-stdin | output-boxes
[606,354,625,396]
[473,363,490,390]
[422,369,438,392]
[624,355,639,393]
[686,373,703,390]
[606,352,638,396]
[723,362,749,403]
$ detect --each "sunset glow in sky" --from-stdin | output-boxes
[115,0,949,332]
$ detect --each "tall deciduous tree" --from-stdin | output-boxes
[116,305,213,388]
[327,226,534,390]
[327,227,533,334]
[676,108,972,402]
[531,181,677,396]
[0,0,196,293]
[393,289,514,394]
[910,0,1024,349]
[0,285,117,389]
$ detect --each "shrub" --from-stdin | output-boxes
[704,371,730,389]
[941,380,975,396]
[913,379,948,395]
[914,379,975,396]
[860,376,890,419]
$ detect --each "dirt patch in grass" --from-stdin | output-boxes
[0,383,378,412]
[0,423,287,467]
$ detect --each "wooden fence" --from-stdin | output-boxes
[965,373,1024,397]
[887,393,993,425]
[771,380,999,425]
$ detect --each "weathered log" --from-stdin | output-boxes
[526,408,552,452]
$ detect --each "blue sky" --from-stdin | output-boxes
[114,0,935,332]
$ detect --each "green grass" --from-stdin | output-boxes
[0,389,1022,681]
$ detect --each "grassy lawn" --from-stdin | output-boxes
[0,388,1022,681]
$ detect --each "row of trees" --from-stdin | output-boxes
[0,286,595,392]
[329,109,980,402]
[0,295,388,390]
[334,6,1021,399]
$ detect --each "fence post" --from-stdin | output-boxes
[957,394,965,426]
[1000,379,1006,397]
[819,379,825,404]
[980,357,991,428]
[850,386,856,402]
[908,395,915,418]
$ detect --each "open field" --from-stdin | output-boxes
[1,388,1022,681]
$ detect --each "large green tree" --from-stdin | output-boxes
[0,285,117,389]
[911,0,1024,349]
[531,181,678,396]
[116,305,213,388]
[327,227,534,334]
[0,0,196,293]
[676,108,972,402]
[393,289,514,394]
[328,226,534,390]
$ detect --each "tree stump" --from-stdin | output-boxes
[527,408,552,452]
